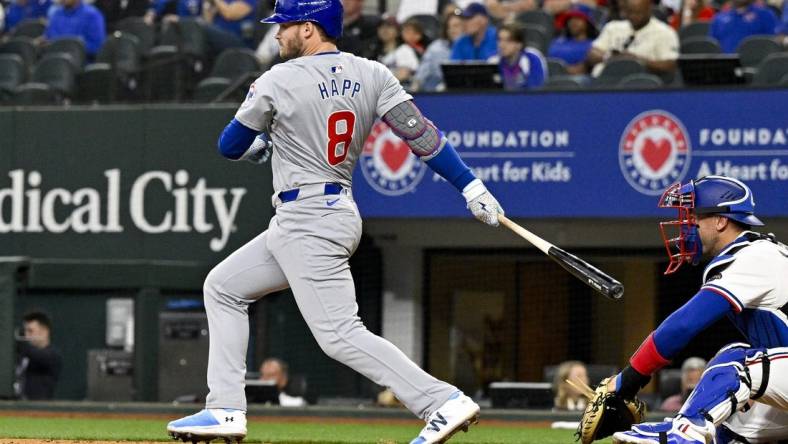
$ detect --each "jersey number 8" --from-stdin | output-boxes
[327,110,356,166]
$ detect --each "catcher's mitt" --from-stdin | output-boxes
[575,377,646,444]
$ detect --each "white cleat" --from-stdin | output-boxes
[167,408,246,444]
[409,392,481,444]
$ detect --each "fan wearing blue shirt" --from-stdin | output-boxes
[450,3,499,61]
[548,5,598,74]
[45,0,106,57]
[489,23,547,89]
[203,0,257,51]
[4,0,52,33]
[145,0,202,24]
[710,0,779,53]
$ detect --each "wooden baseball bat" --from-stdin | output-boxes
[498,214,625,301]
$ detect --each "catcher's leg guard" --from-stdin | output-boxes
[678,343,764,426]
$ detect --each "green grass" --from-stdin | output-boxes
[0,415,614,443]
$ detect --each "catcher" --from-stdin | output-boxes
[577,176,788,444]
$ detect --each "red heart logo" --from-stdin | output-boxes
[381,141,410,172]
[641,138,671,172]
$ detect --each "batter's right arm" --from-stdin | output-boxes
[382,100,504,227]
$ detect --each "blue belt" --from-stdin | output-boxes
[278,183,343,203]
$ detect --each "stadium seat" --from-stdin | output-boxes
[736,35,781,71]
[96,32,142,74]
[32,54,78,97]
[77,63,116,104]
[0,37,37,70]
[160,18,206,59]
[10,19,46,39]
[0,54,27,100]
[590,7,608,27]
[593,59,645,87]
[547,58,568,77]
[115,17,156,55]
[516,10,554,37]
[543,75,585,89]
[751,53,788,86]
[144,45,186,101]
[523,24,549,54]
[210,48,261,81]
[11,82,59,105]
[193,77,235,103]
[41,37,87,68]
[680,36,722,54]
[407,14,441,42]
[618,72,664,88]
[678,22,711,42]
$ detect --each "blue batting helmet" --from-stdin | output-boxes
[262,0,344,39]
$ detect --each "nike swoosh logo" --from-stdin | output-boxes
[327,198,340,207]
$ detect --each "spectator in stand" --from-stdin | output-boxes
[259,358,306,407]
[552,360,589,411]
[4,0,52,33]
[710,0,779,53]
[451,2,498,61]
[338,0,381,59]
[669,0,715,29]
[377,15,420,86]
[144,0,202,25]
[94,0,148,30]
[586,0,679,77]
[659,357,707,412]
[202,0,257,53]
[780,2,788,46]
[412,9,465,91]
[485,0,537,21]
[45,0,106,57]
[549,4,598,74]
[15,312,62,400]
[488,22,547,89]
[0,4,5,34]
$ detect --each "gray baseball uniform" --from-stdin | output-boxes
[203,51,458,420]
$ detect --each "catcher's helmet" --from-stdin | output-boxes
[658,175,763,274]
[262,0,344,39]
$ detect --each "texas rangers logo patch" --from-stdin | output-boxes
[619,110,692,195]
[360,120,426,196]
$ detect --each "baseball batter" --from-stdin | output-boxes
[166,1,504,443]
[602,176,788,444]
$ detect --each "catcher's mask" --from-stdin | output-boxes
[658,175,764,274]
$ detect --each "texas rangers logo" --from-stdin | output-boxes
[360,121,426,196]
[619,110,692,195]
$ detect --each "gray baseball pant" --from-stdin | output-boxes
[203,188,457,420]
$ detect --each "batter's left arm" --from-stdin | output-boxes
[382,100,504,227]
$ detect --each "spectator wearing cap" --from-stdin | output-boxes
[377,15,420,85]
[586,0,679,77]
[485,0,538,21]
[45,0,106,57]
[710,0,779,53]
[660,357,707,412]
[4,0,52,33]
[451,2,498,61]
[668,0,715,29]
[549,4,598,74]
[339,0,382,59]
[412,10,465,91]
[488,22,547,89]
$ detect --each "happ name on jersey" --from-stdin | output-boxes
[318,78,361,100]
